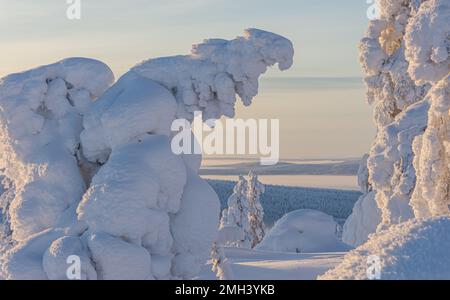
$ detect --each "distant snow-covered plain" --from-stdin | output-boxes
[201,158,360,190]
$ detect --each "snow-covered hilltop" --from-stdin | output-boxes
[326,0,449,280]
[0,29,294,280]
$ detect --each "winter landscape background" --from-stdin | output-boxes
[0,0,449,281]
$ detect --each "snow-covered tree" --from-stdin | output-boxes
[0,58,114,280]
[210,242,234,280]
[324,0,450,279]
[219,209,229,229]
[219,172,266,248]
[247,172,266,248]
[343,0,432,244]
[0,29,294,279]
[219,176,250,247]
[406,0,450,218]
[411,76,450,217]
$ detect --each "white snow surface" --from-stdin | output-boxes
[43,236,96,280]
[217,226,245,246]
[342,155,381,247]
[171,168,221,279]
[257,210,351,253]
[200,247,345,280]
[87,232,153,280]
[80,72,177,163]
[342,191,381,247]
[320,217,450,280]
[77,135,187,240]
[1,229,68,280]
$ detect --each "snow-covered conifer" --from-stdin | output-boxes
[225,176,249,227]
[411,76,450,217]
[344,0,432,242]
[324,0,450,278]
[247,172,265,248]
[220,176,250,248]
[406,0,450,218]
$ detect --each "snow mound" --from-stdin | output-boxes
[77,135,187,236]
[80,72,177,163]
[87,232,153,280]
[1,229,67,280]
[132,28,294,121]
[256,210,351,253]
[343,191,381,247]
[77,135,187,279]
[343,155,381,247]
[320,217,450,280]
[171,168,221,279]
[43,236,96,280]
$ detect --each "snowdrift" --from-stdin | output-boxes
[320,217,450,280]
[257,210,351,253]
[342,155,381,247]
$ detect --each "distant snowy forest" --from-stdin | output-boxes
[209,180,360,226]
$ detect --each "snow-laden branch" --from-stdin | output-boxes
[408,0,450,217]
[131,28,294,121]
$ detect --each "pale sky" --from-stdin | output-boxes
[0,0,370,78]
[0,0,375,159]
